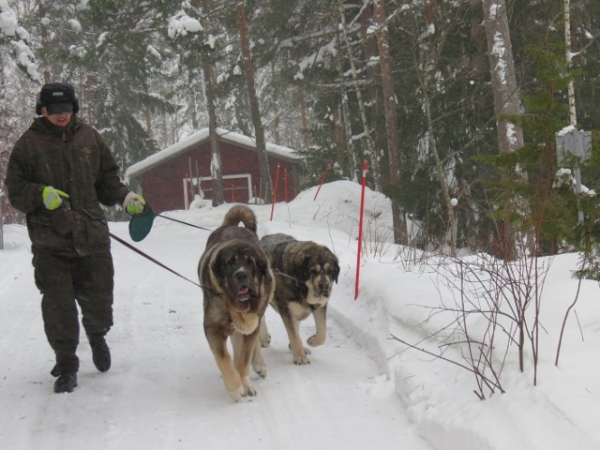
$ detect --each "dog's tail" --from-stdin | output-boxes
[221,205,257,234]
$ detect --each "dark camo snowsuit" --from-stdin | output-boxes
[5,116,130,376]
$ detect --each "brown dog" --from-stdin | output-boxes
[198,205,274,401]
[259,233,340,365]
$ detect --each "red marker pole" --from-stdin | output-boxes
[313,162,331,201]
[284,167,289,203]
[270,163,281,221]
[355,161,367,300]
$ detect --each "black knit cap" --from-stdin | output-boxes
[36,83,80,115]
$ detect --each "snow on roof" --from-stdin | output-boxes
[557,125,577,136]
[126,127,300,179]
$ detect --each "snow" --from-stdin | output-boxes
[0,1,18,37]
[75,1,89,11]
[0,0,42,83]
[557,124,578,136]
[2,180,600,450]
[168,13,203,39]
[293,38,337,80]
[492,30,508,87]
[68,19,82,33]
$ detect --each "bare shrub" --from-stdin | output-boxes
[392,247,551,399]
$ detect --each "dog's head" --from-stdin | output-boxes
[296,244,340,305]
[211,241,272,313]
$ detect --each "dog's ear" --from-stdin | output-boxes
[210,260,219,276]
[211,253,224,277]
[256,254,273,285]
[299,254,312,281]
[332,259,340,283]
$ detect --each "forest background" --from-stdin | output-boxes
[1,0,600,260]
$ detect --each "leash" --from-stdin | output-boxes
[66,201,211,291]
[155,213,213,231]
[273,268,301,283]
[109,231,202,289]
[109,231,224,298]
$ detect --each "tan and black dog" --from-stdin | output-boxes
[198,205,274,401]
[259,233,340,365]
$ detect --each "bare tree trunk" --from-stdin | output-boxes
[236,1,273,202]
[333,106,345,171]
[336,57,359,183]
[360,5,388,188]
[339,5,381,192]
[189,69,200,131]
[482,0,526,260]
[373,0,407,245]
[84,74,95,125]
[482,0,524,154]
[191,0,224,205]
[564,0,577,126]
[204,59,224,206]
[299,89,310,150]
[143,106,152,134]
[417,0,458,255]
[38,2,51,83]
[424,95,458,256]
[270,61,281,145]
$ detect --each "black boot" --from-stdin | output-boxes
[87,334,111,372]
[54,372,78,393]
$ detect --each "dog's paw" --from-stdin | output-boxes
[260,333,271,348]
[240,376,258,397]
[307,334,326,347]
[288,343,311,355]
[253,360,268,378]
[243,385,258,397]
[228,385,245,402]
[293,354,311,365]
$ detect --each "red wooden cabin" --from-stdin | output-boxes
[125,128,302,214]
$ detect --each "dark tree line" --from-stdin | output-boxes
[2,0,600,258]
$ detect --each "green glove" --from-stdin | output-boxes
[42,186,70,210]
[123,192,146,215]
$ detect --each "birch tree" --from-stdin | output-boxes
[564,0,576,126]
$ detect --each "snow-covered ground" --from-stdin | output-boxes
[2,180,600,450]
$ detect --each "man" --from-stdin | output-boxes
[5,82,146,394]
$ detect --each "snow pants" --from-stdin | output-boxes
[33,252,114,376]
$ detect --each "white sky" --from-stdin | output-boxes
[2,180,600,450]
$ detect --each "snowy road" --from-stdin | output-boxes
[0,221,432,450]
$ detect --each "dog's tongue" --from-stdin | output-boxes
[237,286,250,301]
